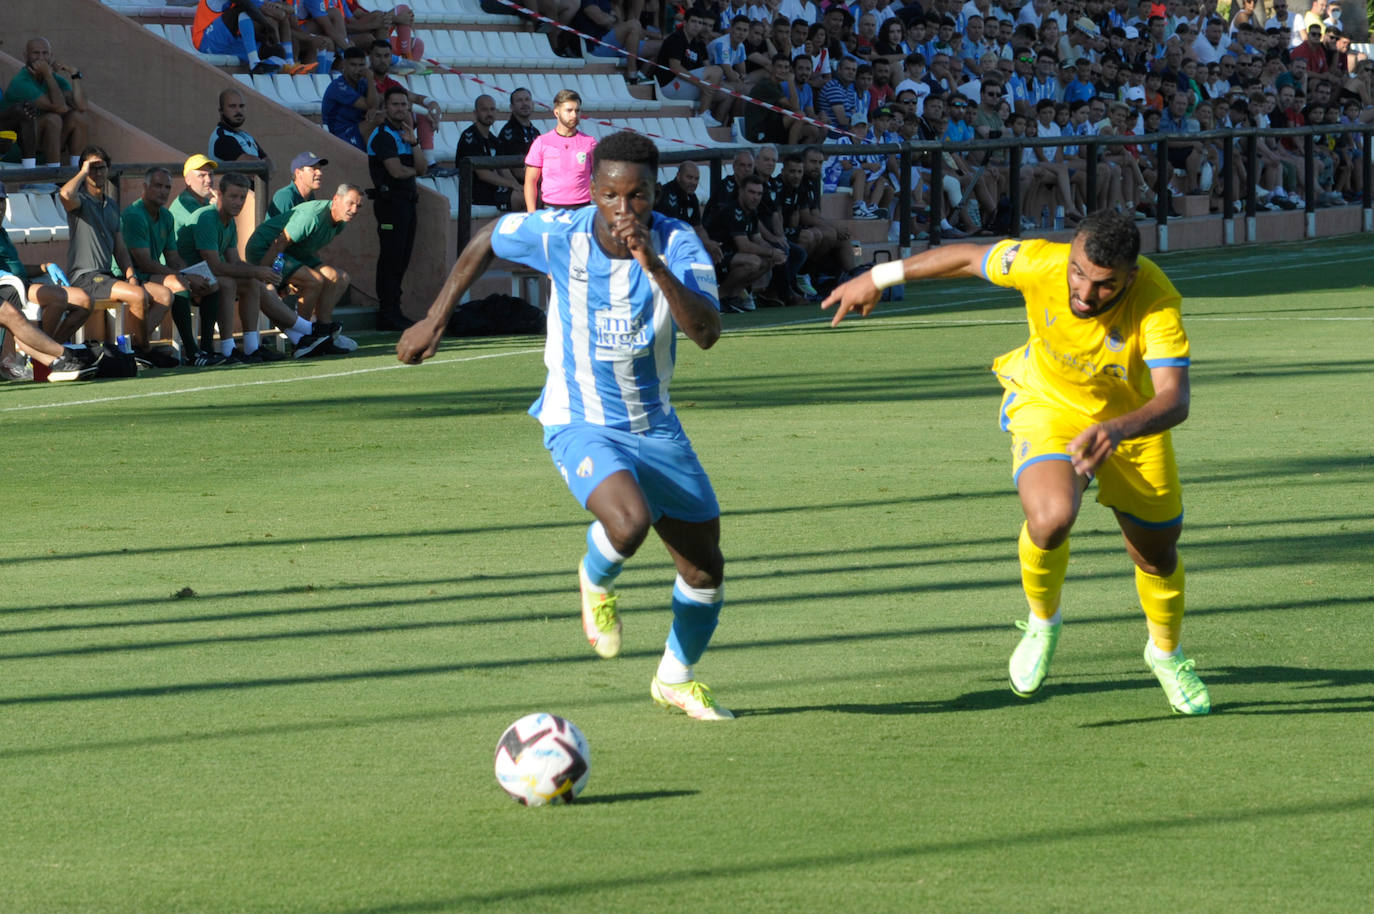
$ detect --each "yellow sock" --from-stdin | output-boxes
[1019,522,1069,621]
[1137,557,1185,652]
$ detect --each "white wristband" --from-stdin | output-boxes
[870,260,905,290]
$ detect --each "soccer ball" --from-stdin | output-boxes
[494,713,591,806]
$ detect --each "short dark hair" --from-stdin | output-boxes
[553,88,582,108]
[384,86,409,103]
[591,130,659,174]
[1075,210,1141,269]
[739,173,765,189]
[342,46,367,60]
[220,172,253,192]
[371,38,391,51]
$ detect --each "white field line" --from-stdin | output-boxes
[3,244,1370,414]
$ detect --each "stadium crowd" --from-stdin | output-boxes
[1,0,1370,376]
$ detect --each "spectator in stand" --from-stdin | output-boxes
[456,94,524,212]
[704,174,783,312]
[190,1,291,74]
[368,86,427,330]
[497,87,541,194]
[572,0,661,83]
[269,151,328,218]
[656,9,732,127]
[122,166,227,368]
[245,183,366,353]
[820,55,862,137]
[1290,22,1329,80]
[742,54,806,143]
[1,38,89,168]
[322,47,381,150]
[368,39,439,152]
[523,89,596,213]
[0,186,91,376]
[301,0,358,54]
[59,146,180,368]
[210,88,272,173]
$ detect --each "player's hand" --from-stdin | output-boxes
[1067,422,1121,476]
[821,271,882,326]
[397,317,444,364]
[185,274,211,296]
[258,267,283,285]
[30,60,52,78]
[610,211,653,267]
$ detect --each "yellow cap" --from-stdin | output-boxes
[183,153,219,175]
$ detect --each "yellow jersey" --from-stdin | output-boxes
[983,238,1190,422]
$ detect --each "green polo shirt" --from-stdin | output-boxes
[245,199,345,268]
[121,199,177,282]
[267,183,310,219]
[176,205,237,268]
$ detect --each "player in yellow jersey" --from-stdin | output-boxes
[821,211,1209,715]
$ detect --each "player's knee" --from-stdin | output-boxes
[679,549,724,590]
[601,511,651,557]
[1023,505,1076,549]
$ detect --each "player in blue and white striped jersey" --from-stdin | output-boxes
[398,132,734,721]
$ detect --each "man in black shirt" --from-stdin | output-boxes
[656,8,731,127]
[702,174,784,312]
[654,161,723,264]
[496,87,540,203]
[455,94,522,210]
[366,86,427,330]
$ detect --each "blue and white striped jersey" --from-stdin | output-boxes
[491,206,720,433]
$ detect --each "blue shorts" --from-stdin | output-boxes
[199,18,256,62]
[543,420,720,524]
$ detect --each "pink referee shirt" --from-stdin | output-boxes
[525,129,598,205]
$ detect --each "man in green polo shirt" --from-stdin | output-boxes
[1,38,89,167]
[246,183,364,354]
[123,166,230,367]
[268,151,327,218]
[181,172,338,362]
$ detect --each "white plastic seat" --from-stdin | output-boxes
[4,194,53,243]
[30,193,70,242]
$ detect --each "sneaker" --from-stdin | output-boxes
[330,333,358,352]
[700,111,723,128]
[1272,195,1298,210]
[293,331,331,359]
[46,346,101,382]
[137,346,181,369]
[650,676,734,720]
[852,203,878,220]
[939,221,967,239]
[313,320,343,341]
[1008,618,1061,698]
[188,351,228,368]
[1143,644,1211,715]
[0,353,33,381]
[795,275,819,297]
[228,347,263,364]
[250,59,283,75]
[252,345,287,362]
[719,297,747,313]
[578,564,621,659]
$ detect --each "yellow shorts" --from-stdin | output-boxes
[999,390,1183,527]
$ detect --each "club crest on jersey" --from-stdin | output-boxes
[999,243,1021,275]
[1105,328,1125,351]
[498,213,528,234]
[576,151,588,164]
[576,456,594,478]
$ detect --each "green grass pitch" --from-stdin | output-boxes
[1,237,1370,912]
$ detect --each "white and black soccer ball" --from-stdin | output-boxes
[494,713,591,806]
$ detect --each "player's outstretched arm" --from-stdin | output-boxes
[397,222,498,364]
[1068,364,1190,476]
[821,242,1000,327]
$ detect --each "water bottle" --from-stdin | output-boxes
[1040,206,1050,229]
[272,253,286,288]
[116,334,133,354]
[1053,205,1064,230]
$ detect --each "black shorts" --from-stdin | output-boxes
[714,251,738,279]
[1166,145,1193,170]
[0,282,22,308]
[71,271,120,300]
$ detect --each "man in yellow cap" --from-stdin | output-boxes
[169,153,235,361]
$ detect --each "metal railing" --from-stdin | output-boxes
[457,123,1374,253]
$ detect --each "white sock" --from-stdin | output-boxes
[1149,639,1182,660]
[247,50,261,68]
[1028,609,1061,630]
[69,156,80,167]
[21,157,35,168]
[220,339,235,357]
[242,330,260,354]
[656,650,692,685]
[588,520,628,563]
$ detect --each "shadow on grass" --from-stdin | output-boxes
[572,789,699,805]
[330,793,1374,912]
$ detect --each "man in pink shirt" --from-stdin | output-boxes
[524,89,598,212]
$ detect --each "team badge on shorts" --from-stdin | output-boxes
[576,456,594,478]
